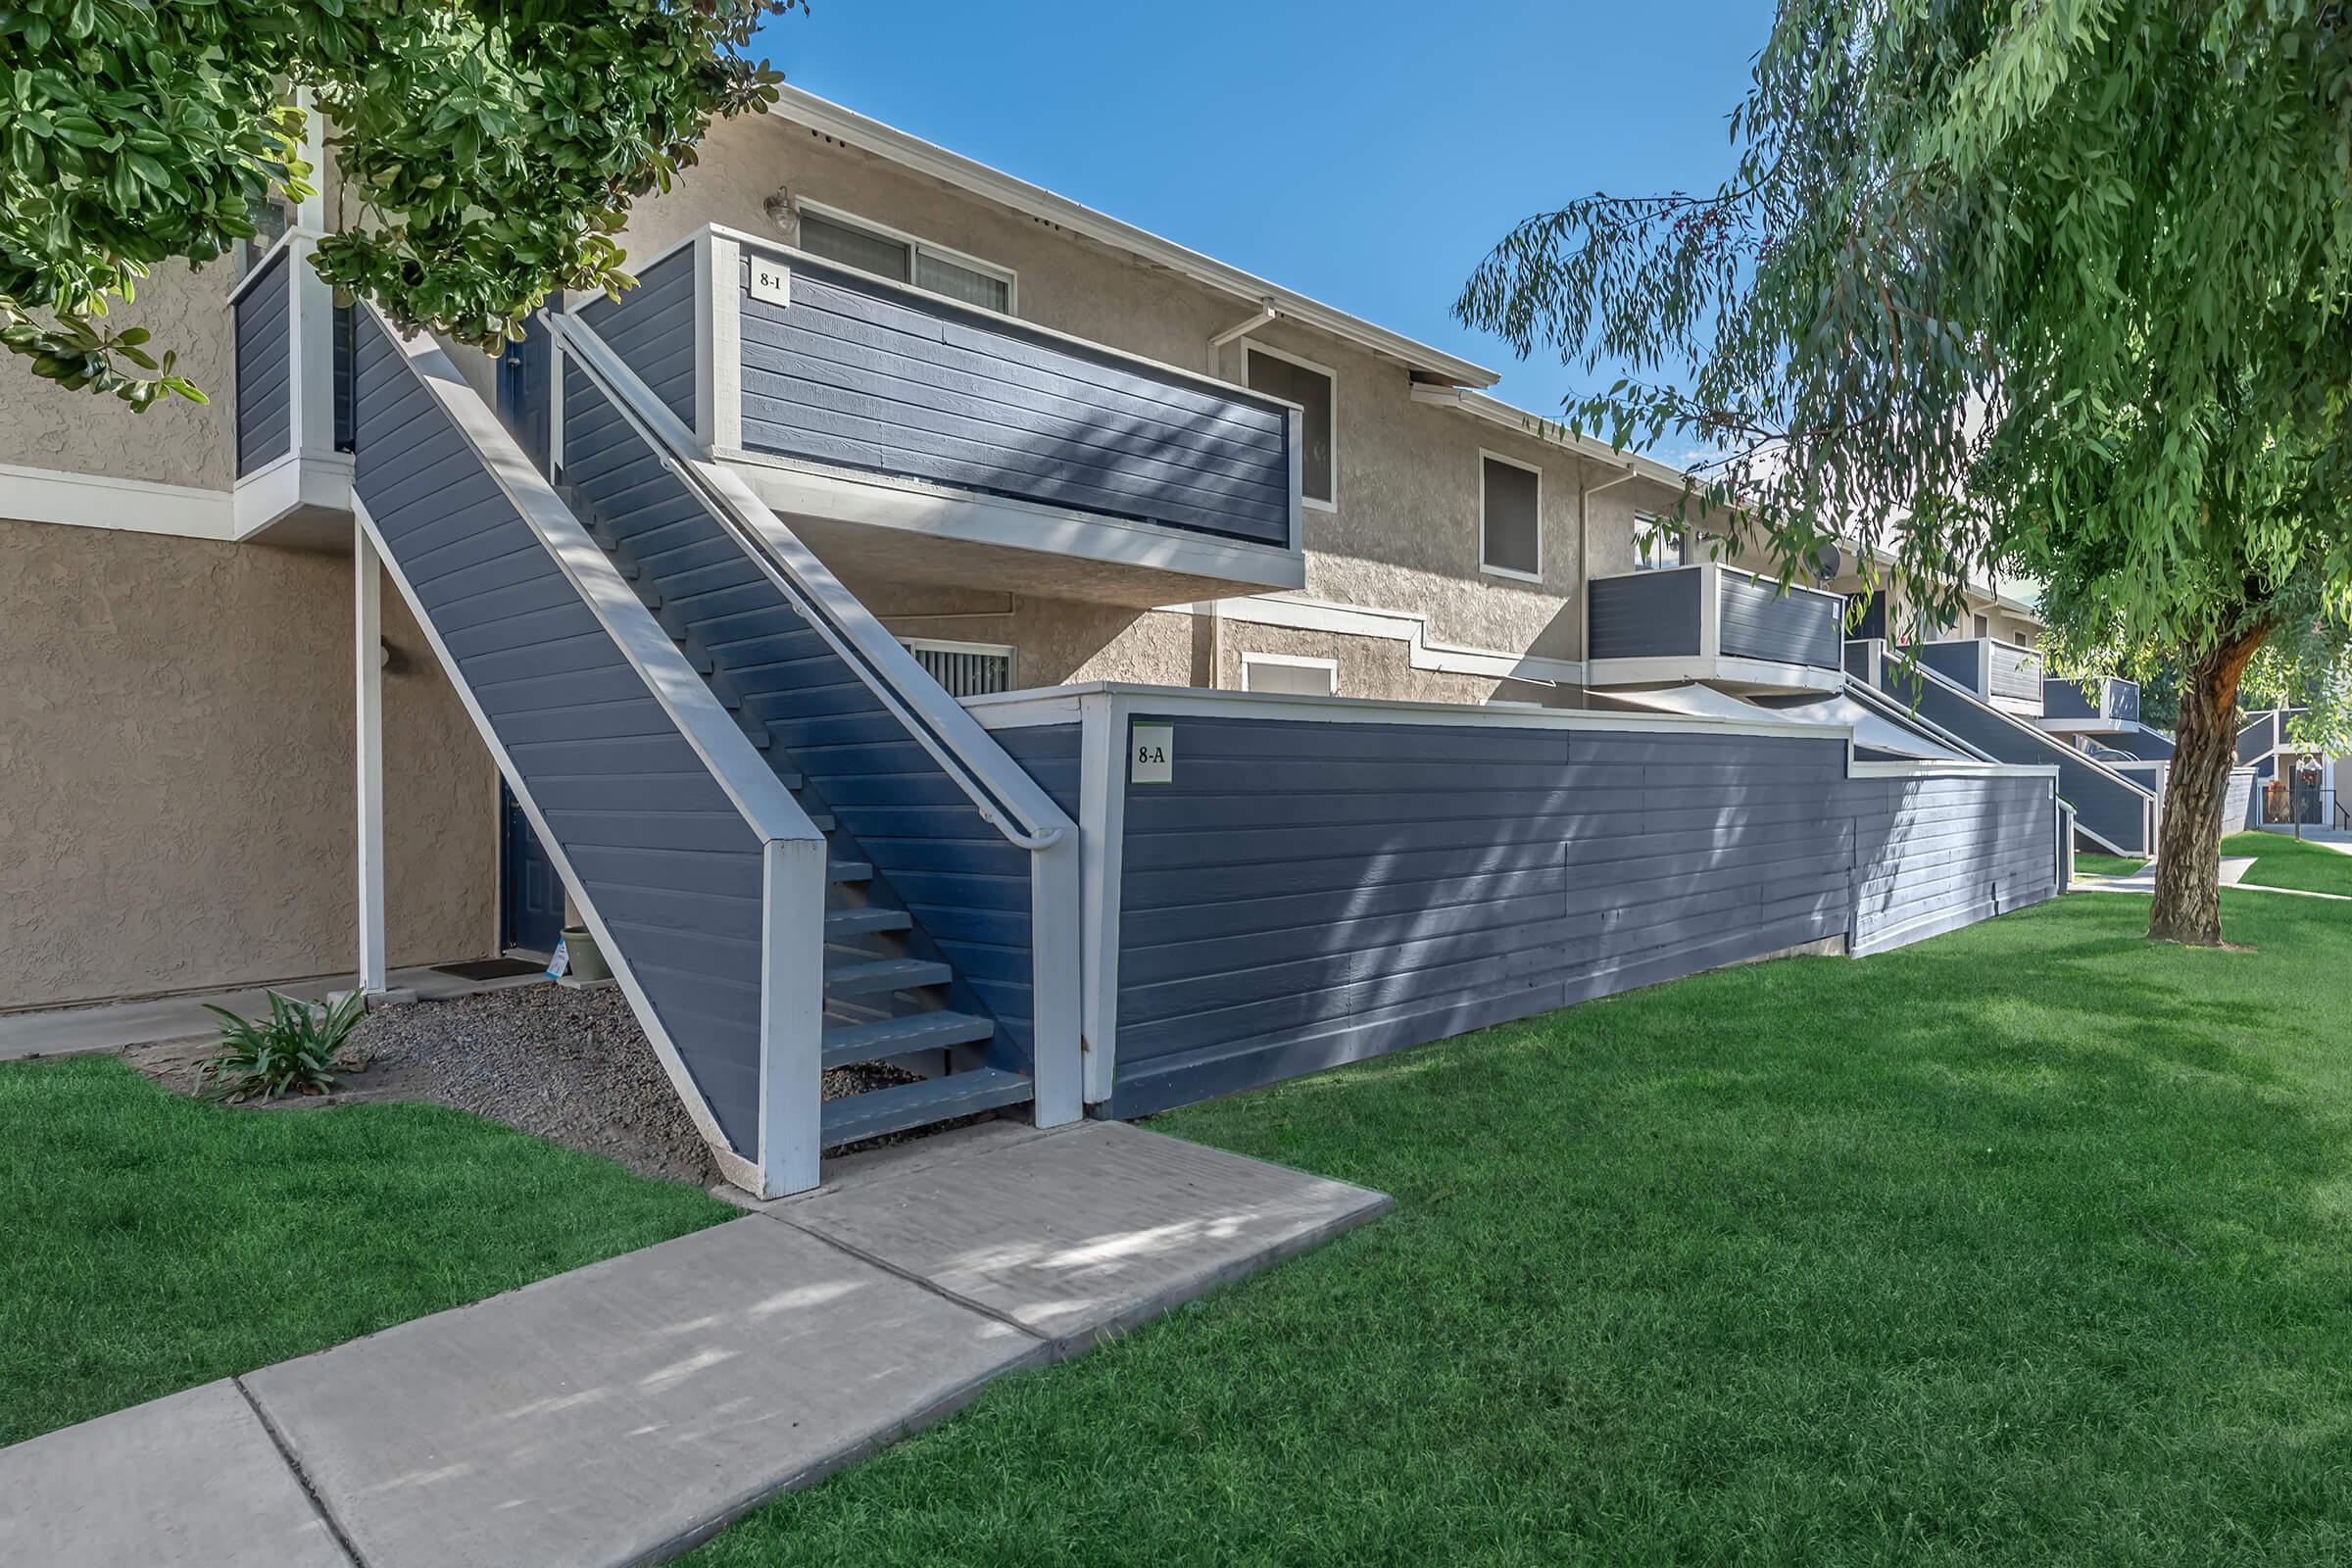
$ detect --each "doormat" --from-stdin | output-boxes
[434,957,549,982]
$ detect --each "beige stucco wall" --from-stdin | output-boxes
[0,518,497,1010]
[0,257,239,493]
[617,114,1689,691]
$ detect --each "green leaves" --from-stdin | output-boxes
[193,989,368,1102]
[1,0,803,400]
[1457,0,2352,692]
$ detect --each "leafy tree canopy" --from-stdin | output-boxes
[0,0,796,408]
[1456,0,2352,943]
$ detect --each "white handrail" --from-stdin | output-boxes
[548,309,1072,854]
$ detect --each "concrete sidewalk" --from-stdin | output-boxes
[0,1119,1390,1568]
[0,965,547,1061]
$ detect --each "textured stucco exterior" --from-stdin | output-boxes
[0,518,496,1011]
[0,257,240,494]
[617,114,1685,695]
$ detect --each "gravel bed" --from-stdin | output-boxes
[128,980,947,1187]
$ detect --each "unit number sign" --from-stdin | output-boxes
[1130,722,1174,784]
[747,259,792,308]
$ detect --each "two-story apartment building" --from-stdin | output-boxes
[1,89,2069,1192]
[0,89,1695,1017]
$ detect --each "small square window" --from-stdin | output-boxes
[1634,516,1684,571]
[1246,347,1336,508]
[1480,454,1542,580]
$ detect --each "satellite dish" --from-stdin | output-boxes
[1808,542,1842,584]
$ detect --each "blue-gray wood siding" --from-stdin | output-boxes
[1914,641,1983,694]
[2238,712,2280,763]
[1102,715,2058,1118]
[575,249,698,432]
[734,254,1295,547]
[1717,572,1843,668]
[353,315,770,1152]
[1589,570,1703,660]
[235,250,292,477]
[1849,774,2057,953]
[1878,661,2153,854]
[559,357,1041,1065]
[2042,678,2098,719]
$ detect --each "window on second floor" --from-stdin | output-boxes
[1973,613,1990,639]
[1479,453,1543,581]
[1634,515,1684,571]
[797,206,1015,316]
[1245,345,1336,508]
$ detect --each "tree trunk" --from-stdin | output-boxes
[2147,621,2269,945]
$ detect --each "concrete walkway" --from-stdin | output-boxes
[0,965,546,1061]
[0,1119,1389,1568]
[2078,857,2352,903]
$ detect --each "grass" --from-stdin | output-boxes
[2222,831,2352,898]
[690,892,2352,1567]
[0,1055,732,1446]
[2073,851,2145,878]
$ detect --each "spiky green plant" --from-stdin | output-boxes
[194,990,367,1102]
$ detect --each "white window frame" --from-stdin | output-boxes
[1477,448,1544,584]
[794,198,1018,316]
[900,636,1018,689]
[1633,513,1684,572]
[1241,651,1339,696]
[1244,342,1339,514]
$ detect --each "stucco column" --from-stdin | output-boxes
[355,526,388,994]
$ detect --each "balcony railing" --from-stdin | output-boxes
[2041,674,2140,727]
[563,225,1305,596]
[225,231,354,536]
[1913,637,2045,713]
[1587,563,1846,689]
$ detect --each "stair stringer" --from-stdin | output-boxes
[349,307,830,1195]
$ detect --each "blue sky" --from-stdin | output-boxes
[753,0,1765,434]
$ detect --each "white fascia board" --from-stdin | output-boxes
[1586,654,1847,694]
[765,88,1498,389]
[973,679,1839,744]
[721,449,1306,593]
[230,450,355,540]
[1848,760,2061,780]
[1409,384,1694,491]
[1195,594,1584,685]
[0,462,235,541]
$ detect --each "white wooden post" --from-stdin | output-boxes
[757,837,829,1196]
[355,527,389,996]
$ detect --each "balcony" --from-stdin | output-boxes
[2038,674,2141,733]
[227,232,354,543]
[561,225,1304,608]
[1586,563,1846,693]
[1911,637,2045,716]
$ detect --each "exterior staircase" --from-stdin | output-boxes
[347,303,1078,1196]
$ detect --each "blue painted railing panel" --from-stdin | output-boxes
[1589,569,1703,660]
[234,248,292,476]
[1718,572,1843,669]
[736,255,1295,547]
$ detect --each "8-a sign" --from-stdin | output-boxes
[1130,721,1174,784]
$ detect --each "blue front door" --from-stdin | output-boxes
[500,781,564,955]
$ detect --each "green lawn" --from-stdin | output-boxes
[2073,851,2145,878]
[2223,830,2352,897]
[692,892,2352,1567]
[0,1055,732,1446]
